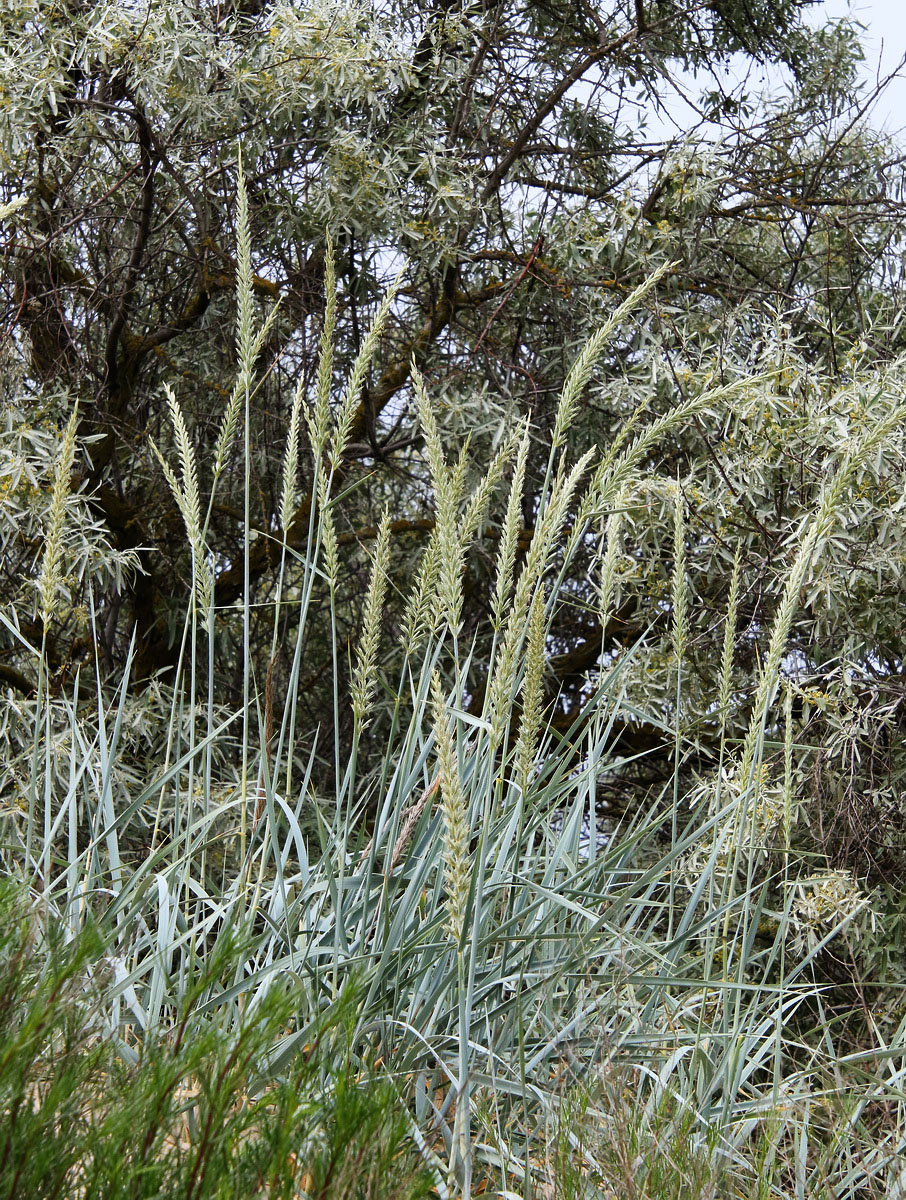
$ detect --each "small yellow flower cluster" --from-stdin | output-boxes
[789,682,840,715]
[679,765,788,883]
[404,218,442,246]
[790,869,875,957]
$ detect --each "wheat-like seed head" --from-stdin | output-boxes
[212,155,286,493]
[166,386,202,549]
[422,423,521,640]
[305,233,336,464]
[487,448,594,744]
[38,405,79,628]
[592,374,771,514]
[149,442,182,513]
[413,366,465,636]
[598,489,626,633]
[458,424,522,546]
[151,388,214,624]
[737,515,822,787]
[399,533,440,653]
[551,260,675,450]
[235,153,255,380]
[0,196,26,222]
[514,590,547,792]
[329,265,405,469]
[351,509,391,725]
[782,681,794,858]
[491,428,530,630]
[213,381,245,485]
[212,302,283,486]
[316,466,339,593]
[172,387,212,614]
[411,363,444,483]
[671,484,688,670]
[442,443,470,634]
[717,549,741,734]
[564,381,734,573]
[511,447,595,624]
[431,673,470,947]
[733,395,906,786]
[595,392,654,483]
[280,374,306,533]
[560,376,761,603]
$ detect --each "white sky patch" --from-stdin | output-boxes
[813,0,906,134]
[622,0,906,144]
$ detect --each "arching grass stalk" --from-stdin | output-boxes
[717,398,906,992]
[557,372,773,591]
[269,237,337,806]
[144,245,281,871]
[431,673,472,1194]
[737,394,906,794]
[669,483,688,940]
[285,258,404,836]
[536,259,676,520]
[237,153,254,886]
[32,404,79,897]
[150,386,211,890]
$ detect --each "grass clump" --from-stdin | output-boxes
[4,180,906,1199]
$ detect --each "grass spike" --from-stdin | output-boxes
[598,488,626,634]
[329,265,406,469]
[38,405,79,628]
[491,427,530,630]
[431,673,470,947]
[551,259,674,450]
[306,232,337,464]
[514,590,547,792]
[351,508,392,726]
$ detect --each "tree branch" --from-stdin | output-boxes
[0,663,36,697]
